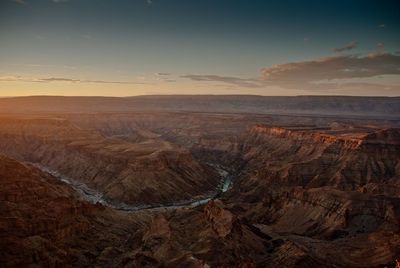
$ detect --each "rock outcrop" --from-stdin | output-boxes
[0,117,220,206]
[204,200,237,238]
[0,155,135,267]
[1,111,399,267]
[242,125,400,191]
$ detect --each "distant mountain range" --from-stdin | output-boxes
[1,95,399,118]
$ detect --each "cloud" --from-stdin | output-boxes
[41,77,80,82]
[146,0,152,5]
[377,42,385,50]
[12,0,27,5]
[180,53,400,92]
[153,72,176,83]
[379,24,386,28]
[81,34,93,40]
[260,53,400,92]
[261,53,400,83]
[181,74,261,88]
[0,75,144,84]
[332,41,357,53]
[14,0,70,5]
[309,81,400,95]
[8,52,396,94]
[12,63,76,70]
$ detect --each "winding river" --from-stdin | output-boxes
[32,163,233,212]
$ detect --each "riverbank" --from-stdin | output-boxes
[31,163,233,212]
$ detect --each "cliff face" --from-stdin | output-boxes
[250,125,364,149]
[241,125,400,191]
[1,111,399,267]
[0,155,318,268]
[220,124,400,266]
[0,117,220,206]
[233,186,399,237]
[0,155,101,267]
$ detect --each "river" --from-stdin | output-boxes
[32,163,233,212]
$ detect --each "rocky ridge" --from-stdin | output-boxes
[0,117,221,206]
[0,111,399,267]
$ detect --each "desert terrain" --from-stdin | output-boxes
[0,96,399,267]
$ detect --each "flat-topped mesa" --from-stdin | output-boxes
[250,124,369,149]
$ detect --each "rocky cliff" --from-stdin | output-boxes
[1,111,399,267]
[241,125,400,191]
[0,117,220,206]
[0,155,136,267]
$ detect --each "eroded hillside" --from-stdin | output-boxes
[0,111,399,267]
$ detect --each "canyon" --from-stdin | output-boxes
[0,96,399,267]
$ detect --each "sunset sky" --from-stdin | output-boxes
[0,0,399,96]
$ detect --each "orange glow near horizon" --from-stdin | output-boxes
[0,81,313,97]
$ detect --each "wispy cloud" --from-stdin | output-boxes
[12,0,27,5]
[11,0,68,7]
[180,53,400,92]
[260,52,400,91]
[261,53,400,83]
[0,75,144,84]
[181,74,261,88]
[12,63,77,70]
[41,77,80,82]
[153,72,176,82]
[81,34,93,40]
[6,52,398,94]
[377,42,385,51]
[332,41,357,53]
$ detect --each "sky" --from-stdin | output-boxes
[0,0,399,96]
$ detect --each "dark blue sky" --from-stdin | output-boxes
[0,0,399,96]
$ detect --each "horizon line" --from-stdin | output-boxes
[1,94,399,99]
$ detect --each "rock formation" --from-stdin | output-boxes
[0,107,399,267]
[0,117,220,206]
